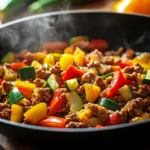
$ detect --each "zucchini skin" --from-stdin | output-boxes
[142,69,150,84]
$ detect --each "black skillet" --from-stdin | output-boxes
[0,10,150,149]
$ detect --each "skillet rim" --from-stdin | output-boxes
[0,10,150,133]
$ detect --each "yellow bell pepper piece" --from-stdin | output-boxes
[64,46,75,54]
[129,117,144,123]
[59,54,74,70]
[137,53,150,63]
[43,54,55,66]
[24,102,47,125]
[16,98,30,105]
[0,85,5,96]
[32,52,46,63]
[3,66,18,81]
[85,84,100,103]
[74,47,85,66]
[10,104,24,123]
[91,54,100,62]
[131,57,150,72]
[78,108,92,121]
[0,65,4,77]
[31,60,42,69]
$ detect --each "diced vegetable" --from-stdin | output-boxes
[85,84,100,103]
[117,61,133,68]
[0,66,4,77]
[70,36,88,44]
[24,102,47,125]
[141,112,150,119]
[142,69,150,84]
[73,47,85,66]
[111,66,122,72]
[104,114,125,126]
[61,65,84,86]
[129,117,144,123]
[13,81,37,100]
[10,104,24,123]
[50,53,62,62]
[64,78,79,92]
[8,87,24,106]
[59,54,74,70]
[43,54,55,65]
[137,53,150,63]
[19,66,36,80]
[47,89,66,116]
[90,54,100,61]
[10,62,28,72]
[95,125,104,128]
[78,108,92,121]
[31,60,41,69]
[0,79,3,85]
[89,68,99,75]
[65,91,83,113]
[3,66,18,81]
[98,98,121,111]
[1,52,15,64]
[102,72,113,80]
[118,85,133,102]
[16,98,30,105]
[97,64,111,75]
[64,46,75,54]
[43,63,53,71]
[46,74,59,94]
[88,117,104,127]
[31,52,47,63]
[37,116,66,128]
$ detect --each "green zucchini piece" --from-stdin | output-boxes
[118,85,133,102]
[8,87,24,106]
[1,52,15,64]
[19,66,36,80]
[64,78,79,92]
[98,98,121,111]
[65,91,83,113]
[50,53,62,62]
[89,68,99,75]
[46,74,59,93]
[142,69,150,84]
[102,72,114,80]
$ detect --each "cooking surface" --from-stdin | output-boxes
[0,0,150,150]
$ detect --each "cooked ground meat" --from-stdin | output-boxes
[0,108,11,120]
[100,56,114,65]
[122,49,135,59]
[30,88,52,105]
[87,60,100,68]
[4,63,11,68]
[33,78,44,87]
[104,47,124,56]
[23,106,32,113]
[0,103,10,111]
[49,62,63,75]
[13,49,29,59]
[80,72,96,84]
[94,76,108,91]
[105,76,113,84]
[2,81,12,93]
[123,72,137,82]
[86,49,103,60]
[35,66,51,80]
[23,118,33,125]
[134,62,144,74]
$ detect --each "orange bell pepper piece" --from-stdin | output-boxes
[11,62,28,72]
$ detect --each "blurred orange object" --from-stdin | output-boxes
[113,0,150,15]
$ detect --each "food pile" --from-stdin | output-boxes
[0,36,150,128]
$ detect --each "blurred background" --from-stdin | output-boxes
[0,0,150,25]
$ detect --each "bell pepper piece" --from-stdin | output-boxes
[13,81,37,100]
[89,39,108,52]
[78,108,92,121]
[104,114,125,126]
[10,62,28,72]
[124,77,135,85]
[64,46,75,54]
[47,89,66,116]
[31,60,42,69]
[24,102,47,125]
[73,47,85,66]
[61,65,84,86]
[117,61,133,69]
[111,66,122,72]
[0,66,4,77]
[85,84,100,103]
[37,116,66,128]
[95,125,104,128]
[10,104,24,123]
[59,54,74,70]
[42,50,48,55]
[32,52,47,63]
[43,54,55,66]
[0,79,3,85]
[70,36,88,44]
[23,55,31,65]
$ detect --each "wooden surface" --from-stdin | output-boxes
[1,0,145,150]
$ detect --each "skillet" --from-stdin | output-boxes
[0,10,150,148]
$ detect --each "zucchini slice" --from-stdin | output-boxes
[19,66,36,80]
[46,74,59,93]
[8,87,24,106]
[1,52,15,64]
[98,98,121,111]
[142,69,150,84]
[102,72,114,80]
[89,68,99,75]
[65,91,83,113]
[64,78,79,92]
[118,85,133,102]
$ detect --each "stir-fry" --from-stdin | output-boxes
[0,36,150,128]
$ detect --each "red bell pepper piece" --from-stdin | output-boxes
[95,125,104,128]
[23,55,31,65]
[89,39,108,52]
[118,61,133,68]
[47,89,66,116]
[0,79,3,85]
[104,114,125,126]
[10,62,28,72]
[37,116,66,128]
[61,65,84,86]
[101,71,135,98]
[111,66,122,72]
